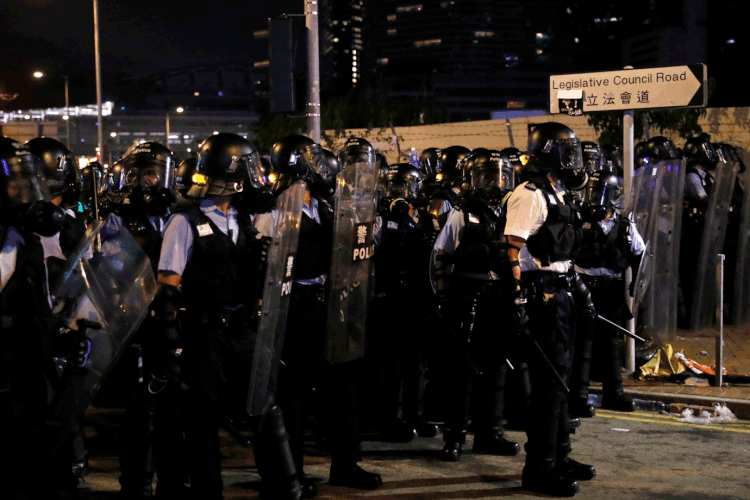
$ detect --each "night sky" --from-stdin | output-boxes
[1,0,301,108]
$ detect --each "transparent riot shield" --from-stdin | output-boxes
[631,241,652,314]
[733,176,750,324]
[689,161,739,329]
[632,160,685,345]
[247,181,305,416]
[45,219,157,458]
[325,160,378,363]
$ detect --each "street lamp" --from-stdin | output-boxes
[33,71,70,149]
[166,106,184,147]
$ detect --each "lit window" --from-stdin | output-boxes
[387,14,396,21]
[388,29,397,35]
[254,60,270,68]
[396,4,423,13]
[377,58,389,65]
[194,91,200,96]
[474,31,494,37]
[574,37,579,43]
[333,37,339,42]
[414,39,441,47]
[253,29,269,38]
[536,32,543,39]
[353,16,363,22]
[536,49,543,55]
[727,39,736,44]
[610,17,618,22]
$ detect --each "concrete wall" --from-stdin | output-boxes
[1,122,59,144]
[323,107,750,166]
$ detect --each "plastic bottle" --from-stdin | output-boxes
[408,147,419,166]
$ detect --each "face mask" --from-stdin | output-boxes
[17,201,67,237]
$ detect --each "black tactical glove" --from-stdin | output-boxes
[572,273,597,319]
[508,288,529,334]
[150,283,182,380]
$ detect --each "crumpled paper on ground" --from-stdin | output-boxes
[639,344,687,379]
[677,404,737,425]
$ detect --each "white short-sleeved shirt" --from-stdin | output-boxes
[685,168,708,201]
[0,227,24,292]
[504,180,571,274]
[574,214,646,277]
[433,208,465,256]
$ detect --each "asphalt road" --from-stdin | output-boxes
[76,407,750,499]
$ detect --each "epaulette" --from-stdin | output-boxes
[524,182,538,191]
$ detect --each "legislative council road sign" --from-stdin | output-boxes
[550,64,707,115]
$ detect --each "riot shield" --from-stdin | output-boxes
[247,181,305,416]
[325,159,378,363]
[631,241,652,314]
[689,161,739,329]
[732,176,750,324]
[45,219,157,459]
[632,160,685,345]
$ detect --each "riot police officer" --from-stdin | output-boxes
[372,163,439,442]
[106,142,190,499]
[569,172,645,416]
[0,136,73,499]
[157,132,300,500]
[432,149,521,462]
[504,123,595,497]
[601,145,624,176]
[428,146,471,222]
[255,135,382,497]
[499,147,523,187]
[25,137,85,259]
[581,142,604,176]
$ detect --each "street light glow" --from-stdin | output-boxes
[110,132,117,138]
[33,71,44,78]
[176,107,185,113]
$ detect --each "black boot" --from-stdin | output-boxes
[568,399,596,418]
[553,457,596,481]
[522,459,579,497]
[254,406,302,500]
[441,428,466,462]
[472,430,521,456]
[602,392,636,412]
[569,320,594,418]
[329,462,383,490]
[381,417,417,442]
[600,336,635,412]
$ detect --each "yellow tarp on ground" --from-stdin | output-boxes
[639,344,687,379]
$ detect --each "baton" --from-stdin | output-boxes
[596,314,645,342]
[519,331,570,395]
[433,312,483,377]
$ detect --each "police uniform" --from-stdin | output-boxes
[109,207,189,499]
[504,178,587,488]
[680,165,712,323]
[1,226,76,499]
[570,212,645,413]
[433,194,521,459]
[370,203,437,439]
[158,197,257,499]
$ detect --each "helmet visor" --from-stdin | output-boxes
[558,138,583,170]
[660,141,679,160]
[300,144,333,181]
[702,142,720,163]
[1,157,52,206]
[386,177,421,199]
[471,169,503,190]
[583,176,619,207]
[120,155,175,192]
[230,152,263,188]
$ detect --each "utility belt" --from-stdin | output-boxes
[521,271,574,293]
[450,274,510,297]
[579,274,623,290]
[183,306,248,329]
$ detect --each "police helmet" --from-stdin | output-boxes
[270,135,334,198]
[437,146,471,187]
[193,133,263,197]
[175,157,198,197]
[684,137,720,168]
[527,122,583,172]
[385,163,422,201]
[0,136,65,236]
[419,147,442,176]
[338,137,376,168]
[645,136,680,161]
[324,149,341,178]
[117,142,178,214]
[25,137,80,203]
[499,147,523,187]
[581,171,623,222]
[581,141,604,174]
[601,145,623,175]
[469,149,506,191]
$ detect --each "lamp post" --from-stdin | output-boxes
[32,71,71,149]
[166,107,184,148]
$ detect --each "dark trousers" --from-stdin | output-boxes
[277,283,362,476]
[521,275,576,469]
[441,291,509,442]
[570,276,630,404]
[178,310,255,500]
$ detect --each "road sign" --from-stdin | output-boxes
[550,64,707,114]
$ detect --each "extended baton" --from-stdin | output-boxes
[596,314,645,343]
[520,331,570,395]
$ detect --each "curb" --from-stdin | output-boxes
[588,386,750,420]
